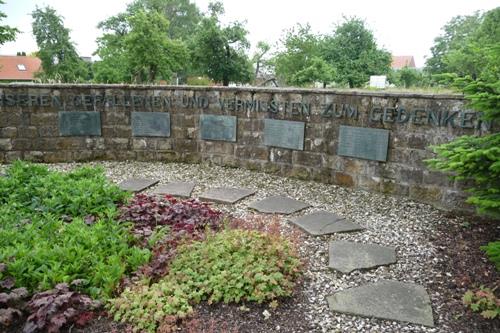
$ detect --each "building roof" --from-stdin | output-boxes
[0,55,42,81]
[391,56,416,69]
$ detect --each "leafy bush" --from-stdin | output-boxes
[427,133,500,218]
[0,212,150,298]
[0,162,150,299]
[108,228,302,332]
[0,161,129,218]
[0,287,29,328]
[119,194,223,235]
[481,241,500,270]
[24,283,100,333]
[119,194,224,282]
[463,287,500,319]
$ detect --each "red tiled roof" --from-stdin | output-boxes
[0,55,42,81]
[391,56,416,69]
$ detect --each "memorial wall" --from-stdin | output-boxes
[0,84,494,212]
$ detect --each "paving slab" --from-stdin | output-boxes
[153,182,195,198]
[199,187,256,204]
[118,178,159,192]
[248,195,310,214]
[327,280,434,327]
[329,241,396,273]
[289,211,364,235]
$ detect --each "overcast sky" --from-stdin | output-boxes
[0,0,498,67]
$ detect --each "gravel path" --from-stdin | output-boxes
[0,161,468,332]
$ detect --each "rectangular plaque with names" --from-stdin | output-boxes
[200,114,237,142]
[59,111,101,136]
[131,112,170,137]
[264,119,305,150]
[337,125,389,162]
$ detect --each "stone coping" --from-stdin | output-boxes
[1,83,464,100]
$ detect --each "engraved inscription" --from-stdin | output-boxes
[264,119,305,150]
[338,125,389,162]
[59,111,101,136]
[200,114,237,142]
[132,112,170,137]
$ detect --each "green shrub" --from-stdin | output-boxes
[463,287,500,319]
[0,162,149,299]
[0,210,150,299]
[481,241,500,270]
[108,228,302,332]
[0,161,129,218]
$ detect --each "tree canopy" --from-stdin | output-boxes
[94,0,193,83]
[322,17,391,88]
[31,6,89,82]
[0,0,18,45]
[190,2,253,86]
[274,24,334,87]
[427,7,500,218]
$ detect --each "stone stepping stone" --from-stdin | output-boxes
[289,211,364,235]
[329,241,396,273]
[118,178,159,192]
[248,195,310,214]
[153,182,195,198]
[327,280,434,327]
[199,187,256,204]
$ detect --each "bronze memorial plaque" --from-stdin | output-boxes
[200,114,237,142]
[131,112,170,137]
[59,111,101,136]
[264,119,305,150]
[337,125,389,162]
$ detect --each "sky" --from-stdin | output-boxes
[0,0,498,68]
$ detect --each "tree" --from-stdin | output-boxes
[0,0,18,45]
[127,0,201,40]
[125,10,187,83]
[191,2,252,86]
[31,6,89,82]
[94,0,197,83]
[427,8,500,219]
[252,41,271,78]
[274,24,334,87]
[397,67,422,88]
[322,17,391,88]
[425,12,482,75]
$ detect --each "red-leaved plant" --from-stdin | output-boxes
[119,194,224,282]
[119,194,222,236]
[23,283,100,333]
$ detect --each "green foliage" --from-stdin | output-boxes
[0,161,129,218]
[425,7,500,80]
[252,41,271,79]
[94,0,200,83]
[425,12,483,75]
[463,287,500,319]
[0,0,18,45]
[125,10,188,83]
[426,7,500,219]
[274,24,333,87]
[31,6,90,82]
[129,0,202,40]
[186,76,213,86]
[390,67,425,88]
[191,2,253,86]
[481,241,500,270]
[108,228,302,332]
[322,17,391,88]
[0,162,149,299]
[95,8,188,83]
[427,134,500,218]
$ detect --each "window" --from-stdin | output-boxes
[17,64,26,71]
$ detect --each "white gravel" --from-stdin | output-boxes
[1,161,460,333]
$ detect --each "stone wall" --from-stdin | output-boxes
[0,84,494,212]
